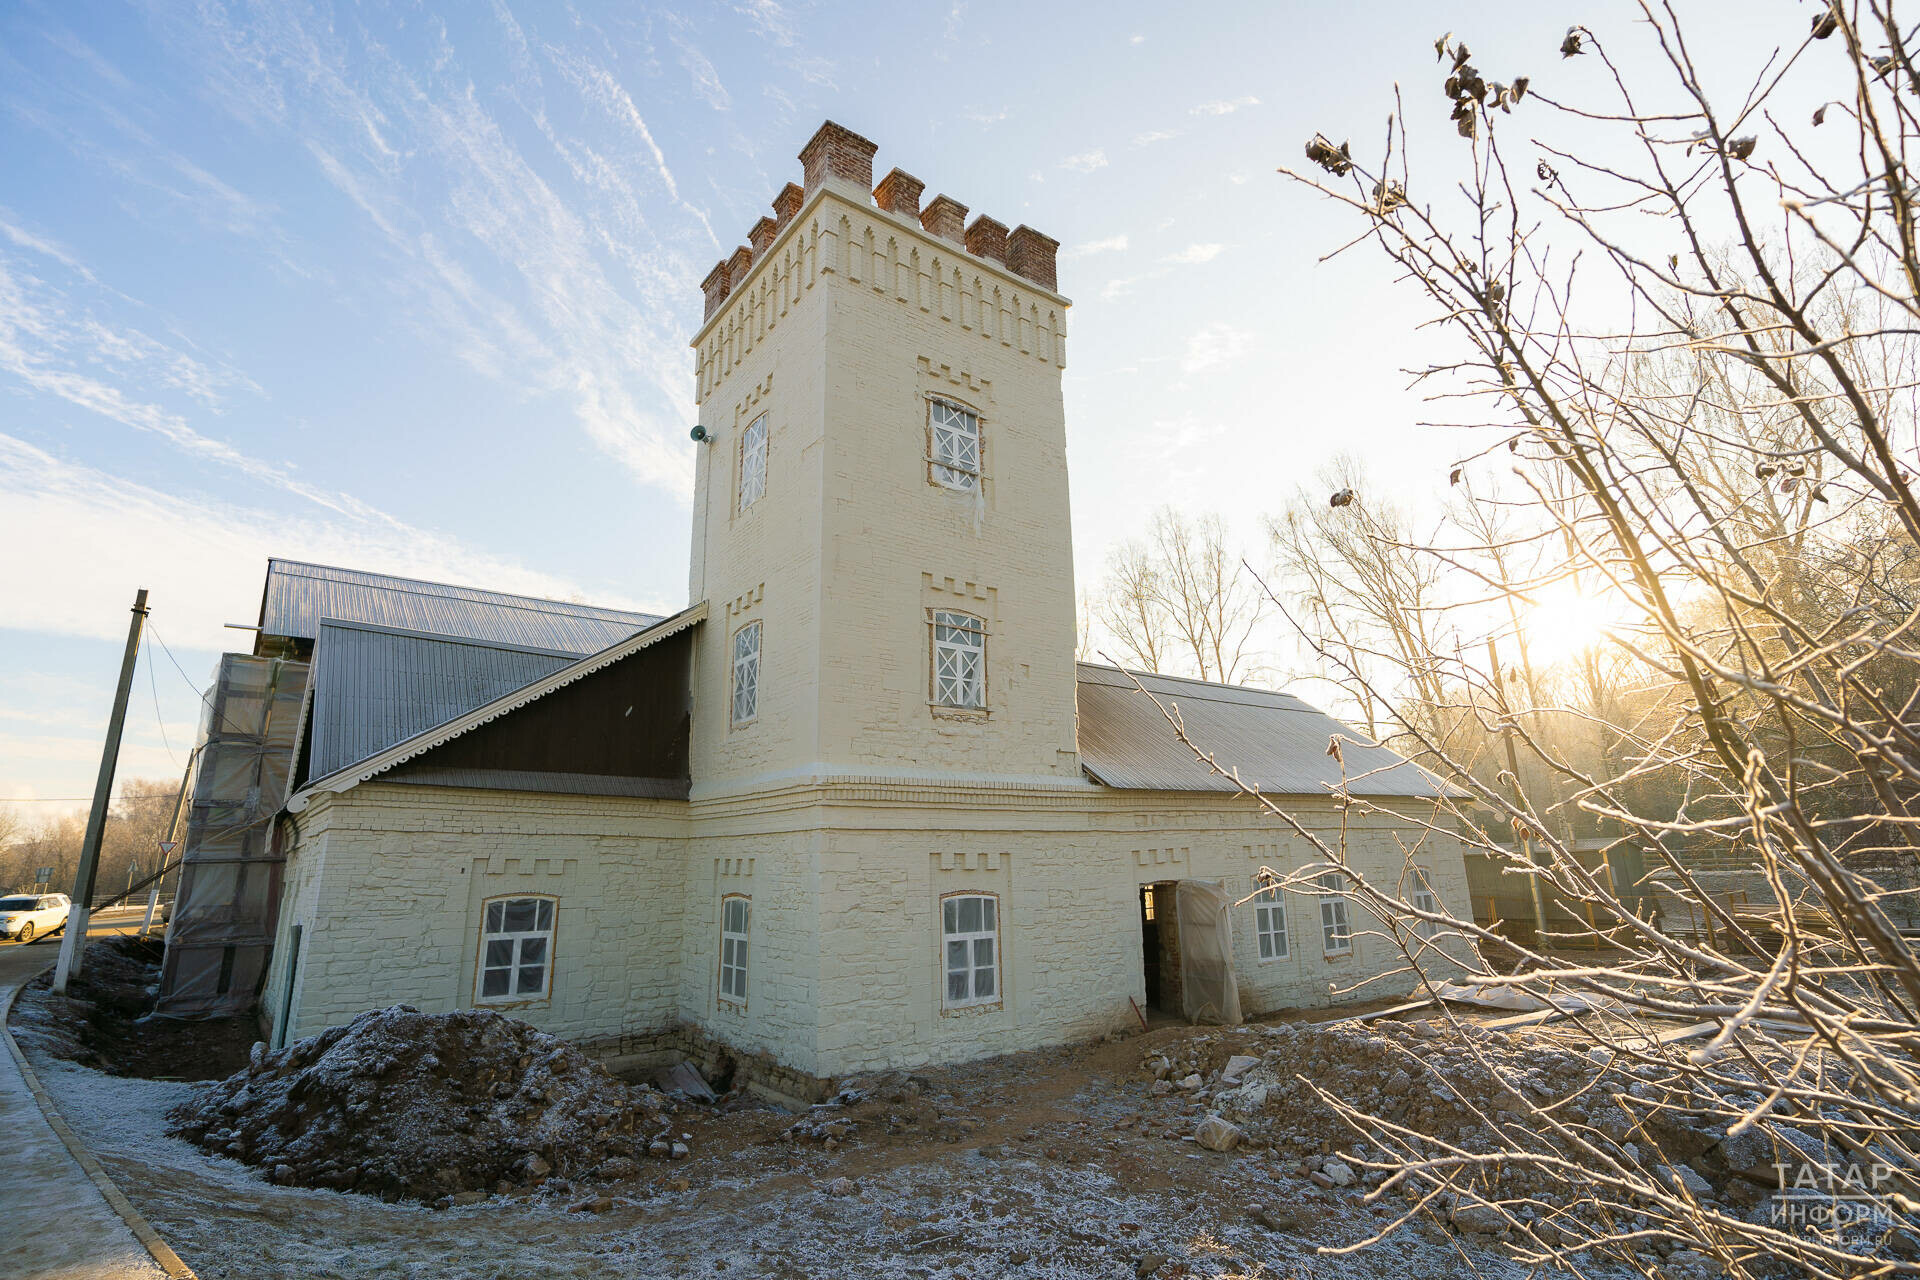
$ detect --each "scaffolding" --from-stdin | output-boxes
[152,653,308,1018]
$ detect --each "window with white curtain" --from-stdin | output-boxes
[941,893,999,1007]
[1317,872,1352,955]
[1253,884,1289,960]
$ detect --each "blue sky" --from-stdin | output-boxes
[0,0,1800,812]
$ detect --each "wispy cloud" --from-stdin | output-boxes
[1133,129,1179,147]
[1180,323,1253,374]
[672,34,732,111]
[1129,34,1146,45]
[1192,95,1261,116]
[0,433,647,643]
[1165,243,1224,265]
[965,106,1010,125]
[1060,148,1108,174]
[1069,235,1129,258]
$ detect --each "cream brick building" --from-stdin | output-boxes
[248,123,1469,1100]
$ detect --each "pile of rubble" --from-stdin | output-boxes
[170,1005,677,1205]
[1136,1017,1822,1218]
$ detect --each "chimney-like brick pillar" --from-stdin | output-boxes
[921,195,968,245]
[873,167,925,220]
[964,214,1008,264]
[1006,225,1060,292]
[726,245,754,292]
[772,182,804,229]
[798,121,878,200]
[748,216,779,257]
[701,259,732,320]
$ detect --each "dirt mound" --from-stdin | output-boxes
[9,934,254,1081]
[169,1005,671,1203]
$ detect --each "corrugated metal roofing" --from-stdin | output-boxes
[259,559,660,654]
[306,620,577,781]
[1075,663,1450,798]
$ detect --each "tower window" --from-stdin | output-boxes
[738,413,767,511]
[719,894,750,1005]
[1411,870,1440,940]
[941,892,999,1008]
[732,621,761,725]
[932,611,985,709]
[928,398,980,490]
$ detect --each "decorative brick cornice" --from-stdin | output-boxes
[873,167,925,219]
[798,120,878,198]
[964,214,1008,264]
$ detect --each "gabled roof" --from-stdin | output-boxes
[287,603,706,810]
[1074,663,1450,799]
[258,559,661,654]
[305,620,579,783]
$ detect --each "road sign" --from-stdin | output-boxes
[35,866,51,882]
[158,842,177,856]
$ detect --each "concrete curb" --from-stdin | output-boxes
[4,958,199,1280]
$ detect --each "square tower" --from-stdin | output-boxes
[687,122,1078,793]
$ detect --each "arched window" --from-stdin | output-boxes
[941,892,1000,1008]
[738,413,767,511]
[719,894,750,1006]
[732,621,761,725]
[477,896,555,1002]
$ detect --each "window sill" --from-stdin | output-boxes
[929,703,989,722]
[717,997,747,1013]
[1322,950,1354,963]
[939,999,1004,1017]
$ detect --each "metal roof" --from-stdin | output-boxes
[1075,663,1450,798]
[290,603,707,808]
[258,559,661,654]
[306,621,577,782]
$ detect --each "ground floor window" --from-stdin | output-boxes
[1411,873,1439,940]
[941,892,999,1008]
[719,894,750,1005]
[478,896,554,1001]
[1317,873,1352,955]
[1253,884,1289,960]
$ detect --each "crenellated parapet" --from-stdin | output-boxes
[695,121,1068,402]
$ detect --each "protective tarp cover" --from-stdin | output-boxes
[154,653,308,1018]
[1176,880,1242,1026]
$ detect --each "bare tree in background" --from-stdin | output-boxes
[1096,506,1270,683]
[1148,5,1920,1276]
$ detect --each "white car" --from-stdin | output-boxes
[0,893,69,944]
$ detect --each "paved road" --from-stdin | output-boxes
[1,913,170,1279]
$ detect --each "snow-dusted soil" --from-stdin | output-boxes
[22,1023,1595,1280]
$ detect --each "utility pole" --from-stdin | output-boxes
[1487,637,1550,946]
[54,588,149,994]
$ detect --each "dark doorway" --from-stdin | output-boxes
[1140,884,1162,1009]
[1141,880,1183,1013]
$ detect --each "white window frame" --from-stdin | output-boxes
[732,620,761,726]
[1253,883,1290,961]
[1411,871,1440,940]
[928,397,981,490]
[1317,872,1353,956]
[719,894,750,1006]
[477,895,555,1003]
[931,610,986,710]
[738,413,767,512]
[941,892,1000,1009]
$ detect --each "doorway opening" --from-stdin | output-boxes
[1139,880,1183,1014]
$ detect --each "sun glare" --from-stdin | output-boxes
[1522,584,1627,667]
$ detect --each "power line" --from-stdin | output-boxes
[145,644,178,767]
[146,623,214,710]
